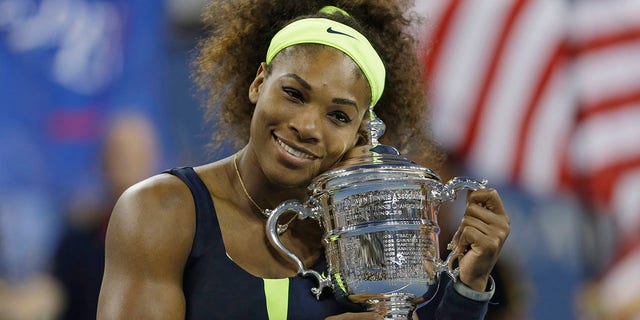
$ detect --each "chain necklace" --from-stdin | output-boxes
[233,154,296,234]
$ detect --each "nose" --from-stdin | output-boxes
[288,108,321,143]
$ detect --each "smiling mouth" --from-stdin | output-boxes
[275,136,317,159]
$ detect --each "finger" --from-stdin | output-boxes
[461,204,511,248]
[464,202,510,228]
[452,190,509,253]
[449,229,460,252]
[451,204,504,249]
[459,213,492,237]
[467,188,508,218]
[457,224,503,256]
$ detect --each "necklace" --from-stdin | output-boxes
[233,154,296,234]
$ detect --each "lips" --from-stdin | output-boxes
[275,136,318,160]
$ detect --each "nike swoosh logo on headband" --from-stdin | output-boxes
[326,27,356,39]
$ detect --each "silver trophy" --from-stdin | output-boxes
[266,110,487,319]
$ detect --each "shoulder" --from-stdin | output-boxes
[113,172,195,229]
[99,173,196,318]
[106,173,196,271]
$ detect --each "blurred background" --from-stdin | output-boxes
[0,0,638,319]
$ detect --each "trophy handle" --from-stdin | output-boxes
[265,200,332,300]
[429,176,488,203]
[431,177,488,282]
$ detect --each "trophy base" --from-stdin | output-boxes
[364,293,416,319]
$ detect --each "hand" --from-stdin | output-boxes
[449,188,510,291]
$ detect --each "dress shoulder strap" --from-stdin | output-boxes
[164,167,222,257]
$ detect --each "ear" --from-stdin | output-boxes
[355,125,370,146]
[248,62,267,104]
[354,110,372,146]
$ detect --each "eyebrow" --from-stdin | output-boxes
[284,73,312,91]
[283,73,360,111]
[332,98,359,110]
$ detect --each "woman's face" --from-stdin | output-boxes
[248,46,370,188]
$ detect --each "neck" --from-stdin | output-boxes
[232,150,308,212]
[231,150,317,235]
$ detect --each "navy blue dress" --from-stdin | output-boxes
[166,167,488,319]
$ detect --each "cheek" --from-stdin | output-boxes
[257,94,293,121]
[325,132,358,160]
[250,104,280,133]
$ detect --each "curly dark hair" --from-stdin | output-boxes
[193,0,444,168]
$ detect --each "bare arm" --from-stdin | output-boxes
[97,175,195,319]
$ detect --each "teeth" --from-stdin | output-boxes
[276,138,315,159]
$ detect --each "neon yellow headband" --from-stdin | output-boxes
[265,8,386,107]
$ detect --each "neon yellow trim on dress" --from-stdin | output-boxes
[333,272,347,294]
[263,278,289,320]
[265,17,386,107]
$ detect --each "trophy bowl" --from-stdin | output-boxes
[266,145,487,319]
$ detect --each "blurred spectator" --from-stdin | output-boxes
[0,0,172,318]
[0,274,64,320]
[52,112,161,320]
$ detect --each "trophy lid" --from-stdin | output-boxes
[308,110,441,195]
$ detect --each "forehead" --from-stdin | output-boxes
[269,45,364,78]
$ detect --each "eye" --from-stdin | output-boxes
[283,87,304,103]
[328,110,352,124]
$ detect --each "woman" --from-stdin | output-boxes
[97,1,510,319]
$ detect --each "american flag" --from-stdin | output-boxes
[414,0,640,318]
